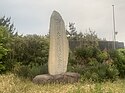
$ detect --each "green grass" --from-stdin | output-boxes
[0,73,125,93]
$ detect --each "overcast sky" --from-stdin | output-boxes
[0,0,125,43]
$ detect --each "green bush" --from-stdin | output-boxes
[3,59,17,71]
[69,46,121,82]
[106,65,119,80]
[68,50,76,66]
[74,47,97,66]
[0,45,8,73]
[9,35,49,66]
[29,63,48,78]
[75,46,94,59]
[0,26,10,73]
[74,47,105,65]
[82,64,105,82]
[81,63,119,82]
[68,65,85,75]
[13,63,48,79]
[87,58,98,66]
[110,49,125,78]
[96,50,109,63]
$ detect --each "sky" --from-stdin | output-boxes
[0,0,125,43]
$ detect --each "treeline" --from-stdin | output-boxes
[0,17,49,77]
[67,23,125,82]
[1,17,125,82]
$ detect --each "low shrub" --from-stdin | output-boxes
[13,63,48,79]
[110,49,125,78]
[82,63,119,82]
[106,65,119,81]
[67,65,84,75]
[0,45,8,73]
[96,50,109,63]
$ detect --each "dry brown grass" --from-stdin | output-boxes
[0,73,125,93]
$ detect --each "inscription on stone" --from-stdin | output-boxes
[48,11,69,75]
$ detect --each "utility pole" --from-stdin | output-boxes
[112,5,116,50]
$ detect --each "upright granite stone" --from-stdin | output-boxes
[33,11,80,84]
[48,11,69,75]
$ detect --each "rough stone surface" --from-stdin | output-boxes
[48,11,69,75]
[32,74,53,84]
[33,72,80,84]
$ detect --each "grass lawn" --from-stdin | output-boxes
[0,73,125,93]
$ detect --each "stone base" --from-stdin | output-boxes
[33,72,80,84]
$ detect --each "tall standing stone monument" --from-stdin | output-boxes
[33,11,80,84]
[48,11,69,75]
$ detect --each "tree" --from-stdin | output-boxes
[0,16,16,37]
[9,34,49,66]
[0,26,9,73]
[0,16,20,72]
[83,28,99,47]
[66,22,78,40]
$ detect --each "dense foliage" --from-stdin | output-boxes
[0,16,17,73]
[1,18,125,82]
[109,49,125,78]
[0,16,49,76]
[68,47,119,82]
[10,35,49,65]
[11,35,49,79]
[0,26,9,72]
[0,16,16,36]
